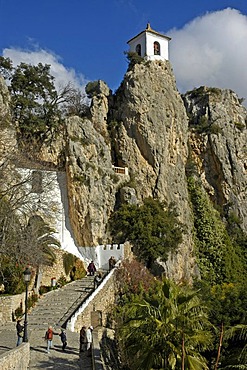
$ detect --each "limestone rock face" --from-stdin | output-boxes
[111,61,189,205]
[89,80,112,138]
[183,87,247,230]
[1,60,247,283]
[65,115,128,246]
[108,60,195,281]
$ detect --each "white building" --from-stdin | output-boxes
[127,23,171,61]
[16,167,82,259]
[16,166,127,271]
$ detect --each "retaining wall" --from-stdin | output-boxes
[40,248,71,287]
[69,268,116,332]
[0,293,26,325]
[0,342,30,370]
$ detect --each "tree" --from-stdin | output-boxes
[115,259,156,302]
[109,198,184,267]
[23,215,60,267]
[0,56,13,79]
[0,57,89,142]
[187,177,246,285]
[224,324,247,368]
[117,278,212,370]
[61,85,88,117]
[9,62,61,139]
[194,280,247,369]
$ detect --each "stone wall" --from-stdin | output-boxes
[73,269,116,332]
[0,342,30,370]
[0,292,26,324]
[40,249,74,287]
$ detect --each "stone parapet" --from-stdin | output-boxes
[0,293,26,324]
[70,268,116,332]
[0,342,30,370]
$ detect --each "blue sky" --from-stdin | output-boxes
[1,0,247,103]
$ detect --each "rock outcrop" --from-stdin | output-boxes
[183,87,247,230]
[0,59,246,283]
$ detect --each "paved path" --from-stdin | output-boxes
[0,277,96,369]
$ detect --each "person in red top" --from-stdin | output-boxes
[45,326,54,353]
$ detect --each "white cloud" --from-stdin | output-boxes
[168,8,247,104]
[2,48,88,92]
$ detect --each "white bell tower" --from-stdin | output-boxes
[127,23,171,61]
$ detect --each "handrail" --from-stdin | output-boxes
[66,268,116,332]
[61,271,109,329]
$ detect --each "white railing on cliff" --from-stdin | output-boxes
[112,165,128,176]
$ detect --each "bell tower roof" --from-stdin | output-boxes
[127,23,171,61]
[127,23,171,44]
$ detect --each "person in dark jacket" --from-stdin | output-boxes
[16,319,24,346]
[59,329,67,351]
[79,325,87,352]
[108,256,116,270]
[87,261,96,276]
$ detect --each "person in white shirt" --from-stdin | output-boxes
[86,326,93,356]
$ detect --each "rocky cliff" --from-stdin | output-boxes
[0,59,246,282]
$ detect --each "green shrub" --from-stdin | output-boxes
[27,292,39,310]
[14,304,23,319]
[57,274,67,287]
[85,81,100,98]
[63,253,77,275]
[187,176,246,284]
[124,51,144,68]
[109,198,184,267]
[70,259,86,281]
[39,285,52,295]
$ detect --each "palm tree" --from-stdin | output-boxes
[117,279,212,370]
[222,324,247,369]
[22,215,61,292]
[23,215,60,266]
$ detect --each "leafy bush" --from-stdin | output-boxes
[187,176,246,284]
[39,285,52,295]
[57,274,67,287]
[70,259,86,281]
[27,292,39,310]
[63,253,77,276]
[124,51,144,68]
[14,304,23,319]
[0,257,26,294]
[85,81,101,98]
[109,197,184,267]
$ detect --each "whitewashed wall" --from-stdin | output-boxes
[17,168,126,269]
[78,243,125,271]
[128,31,169,60]
[17,168,82,259]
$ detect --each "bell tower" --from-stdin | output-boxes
[127,23,171,61]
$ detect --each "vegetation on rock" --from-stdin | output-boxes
[187,176,246,285]
[109,197,184,267]
[0,56,88,143]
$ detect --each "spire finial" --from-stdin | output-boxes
[146,22,151,30]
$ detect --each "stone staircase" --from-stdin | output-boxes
[0,276,97,369]
[27,277,96,369]
[28,276,95,329]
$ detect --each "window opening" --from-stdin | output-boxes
[154,41,160,55]
[32,171,43,193]
[136,44,141,56]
